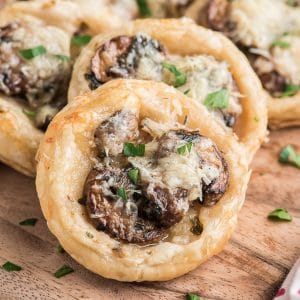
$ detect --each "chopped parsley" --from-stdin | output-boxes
[281,84,300,97]
[123,143,145,157]
[71,35,92,46]
[204,89,229,109]
[162,62,187,87]
[54,54,70,62]
[279,145,300,168]
[19,45,47,60]
[268,208,292,221]
[117,188,127,201]
[86,232,94,239]
[2,261,22,272]
[54,265,74,278]
[136,0,152,17]
[186,293,201,300]
[19,218,38,226]
[56,244,65,254]
[190,216,203,235]
[128,168,139,184]
[177,142,193,155]
[22,108,36,119]
[271,40,290,49]
[286,0,298,6]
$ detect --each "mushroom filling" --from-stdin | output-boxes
[83,109,229,244]
[145,0,195,18]
[0,21,71,130]
[85,33,242,128]
[206,0,300,97]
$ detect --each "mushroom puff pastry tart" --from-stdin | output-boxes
[191,0,300,129]
[0,12,72,176]
[36,79,250,281]
[6,0,138,35]
[69,18,267,164]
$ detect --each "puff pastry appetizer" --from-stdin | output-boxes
[69,18,267,163]
[0,12,72,176]
[191,0,300,129]
[6,0,138,35]
[36,79,250,281]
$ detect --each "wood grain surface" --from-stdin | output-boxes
[0,128,299,300]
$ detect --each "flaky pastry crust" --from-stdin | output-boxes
[186,0,300,130]
[0,12,70,176]
[5,0,137,35]
[68,18,267,164]
[36,79,250,281]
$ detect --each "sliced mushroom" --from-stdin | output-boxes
[207,0,230,32]
[94,110,139,157]
[0,21,71,112]
[156,130,229,206]
[86,33,165,90]
[85,165,166,244]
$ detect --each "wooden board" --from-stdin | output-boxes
[0,128,299,300]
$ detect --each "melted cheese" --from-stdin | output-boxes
[272,35,300,85]
[163,55,242,119]
[230,0,300,49]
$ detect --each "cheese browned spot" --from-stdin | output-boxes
[83,110,229,244]
[86,33,242,127]
[0,20,71,129]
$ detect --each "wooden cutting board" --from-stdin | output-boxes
[0,128,299,300]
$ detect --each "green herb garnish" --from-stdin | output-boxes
[19,45,47,60]
[128,168,139,184]
[281,84,300,97]
[279,145,300,168]
[162,62,187,87]
[204,89,229,109]
[136,0,152,17]
[2,261,22,272]
[271,40,290,49]
[22,108,36,118]
[184,89,190,95]
[54,265,74,278]
[19,218,38,226]
[54,54,70,62]
[177,142,193,155]
[190,216,203,235]
[71,35,91,46]
[117,188,127,201]
[123,143,145,157]
[286,0,298,6]
[268,208,292,221]
[56,244,65,254]
[186,293,201,300]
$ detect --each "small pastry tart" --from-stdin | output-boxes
[68,18,267,163]
[191,0,300,129]
[0,12,72,176]
[6,0,138,35]
[36,79,250,282]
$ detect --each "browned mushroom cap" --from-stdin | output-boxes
[91,36,133,84]
[156,130,229,206]
[86,33,165,90]
[207,0,235,36]
[0,21,71,114]
[85,165,166,244]
[140,183,188,228]
[94,110,139,157]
